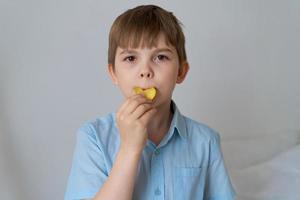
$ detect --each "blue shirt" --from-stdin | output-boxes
[65,100,236,200]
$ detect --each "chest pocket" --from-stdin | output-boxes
[173,166,205,200]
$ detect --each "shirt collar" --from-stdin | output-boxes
[168,99,188,139]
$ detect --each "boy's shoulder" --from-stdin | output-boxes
[78,112,115,131]
[182,114,221,143]
[76,112,118,143]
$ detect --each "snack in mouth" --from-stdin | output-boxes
[133,86,157,100]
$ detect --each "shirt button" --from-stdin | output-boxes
[155,188,161,196]
[154,149,160,155]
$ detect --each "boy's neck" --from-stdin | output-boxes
[147,99,174,146]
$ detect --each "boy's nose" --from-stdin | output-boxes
[140,71,153,78]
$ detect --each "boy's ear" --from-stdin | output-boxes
[176,61,189,84]
[107,64,119,85]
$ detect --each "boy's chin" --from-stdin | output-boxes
[151,97,171,107]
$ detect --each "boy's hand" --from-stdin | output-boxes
[116,94,157,154]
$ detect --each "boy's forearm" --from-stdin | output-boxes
[92,146,142,200]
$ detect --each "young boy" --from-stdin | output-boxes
[65,4,236,200]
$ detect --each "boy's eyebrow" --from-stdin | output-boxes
[119,48,174,55]
[153,48,174,54]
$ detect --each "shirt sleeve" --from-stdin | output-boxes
[204,132,236,200]
[64,123,108,200]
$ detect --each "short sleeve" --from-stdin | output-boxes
[64,123,108,200]
[204,132,236,200]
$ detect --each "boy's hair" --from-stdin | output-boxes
[108,5,187,70]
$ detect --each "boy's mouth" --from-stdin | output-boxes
[133,86,157,100]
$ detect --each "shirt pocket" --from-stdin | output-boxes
[173,166,205,200]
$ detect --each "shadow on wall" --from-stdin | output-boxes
[0,100,27,200]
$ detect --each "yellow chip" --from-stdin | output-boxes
[133,86,157,100]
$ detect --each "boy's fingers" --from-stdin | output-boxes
[117,94,139,113]
[129,103,153,120]
[117,94,146,120]
[123,95,151,117]
[139,107,157,126]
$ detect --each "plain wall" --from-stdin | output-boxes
[1,0,299,199]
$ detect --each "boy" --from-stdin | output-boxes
[65,4,236,200]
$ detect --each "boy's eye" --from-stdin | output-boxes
[155,55,169,61]
[124,56,136,62]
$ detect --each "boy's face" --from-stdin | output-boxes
[108,34,189,107]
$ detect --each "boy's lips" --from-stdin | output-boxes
[134,86,157,90]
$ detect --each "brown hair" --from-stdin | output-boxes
[108,5,187,69]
